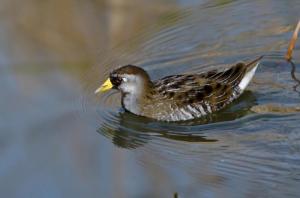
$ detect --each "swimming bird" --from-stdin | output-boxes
[95,56,263,121]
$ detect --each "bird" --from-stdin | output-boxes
[95,56,263,122]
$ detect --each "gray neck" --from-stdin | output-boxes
[121,92,143,115]
[120,78,152,115]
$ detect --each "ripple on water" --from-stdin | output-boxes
[78,1,300,195]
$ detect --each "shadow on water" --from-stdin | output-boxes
[97,91,256,149]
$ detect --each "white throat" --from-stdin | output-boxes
[120,75,146,115]
[122,93,141,114]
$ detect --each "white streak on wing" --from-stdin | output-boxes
[169,112,176,121]
[205,102,212,113]
[177,112,184,121]
[169,105,183,121]
[238,63,259,91]
[198,105,206,115]
[232,88,241,99]
[215,97,230,105]
[187,105,199,114]
[167,89,179,92]
[180,108,193,120]
[218,68,235,83]
[215,91,227,99]
[228,69,243,85]
[231,92,237,99]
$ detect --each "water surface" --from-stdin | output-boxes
[1,0,300,197]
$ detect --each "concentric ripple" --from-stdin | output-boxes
[80,0,300,150]
[78,1,300,196]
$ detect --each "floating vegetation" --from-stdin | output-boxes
[251,103,300,114]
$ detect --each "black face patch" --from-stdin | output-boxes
[110,74,122,88]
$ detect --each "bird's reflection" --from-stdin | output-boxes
[97,91,257,149]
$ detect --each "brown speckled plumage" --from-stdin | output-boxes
[105,56,263,121]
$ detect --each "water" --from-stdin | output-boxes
[1,0,300,197]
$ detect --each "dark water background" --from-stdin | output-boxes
[1,0,300,197]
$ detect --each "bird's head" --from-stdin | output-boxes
[95,65,152,95]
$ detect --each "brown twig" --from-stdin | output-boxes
[285,20,300,61]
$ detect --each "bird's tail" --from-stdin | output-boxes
[245,55,264,70]
[238,56,263,91]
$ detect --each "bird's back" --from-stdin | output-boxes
[141,57,262,121]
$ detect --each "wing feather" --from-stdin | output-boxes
[152,57,262,114]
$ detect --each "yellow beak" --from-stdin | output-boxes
[94,78,113,94]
